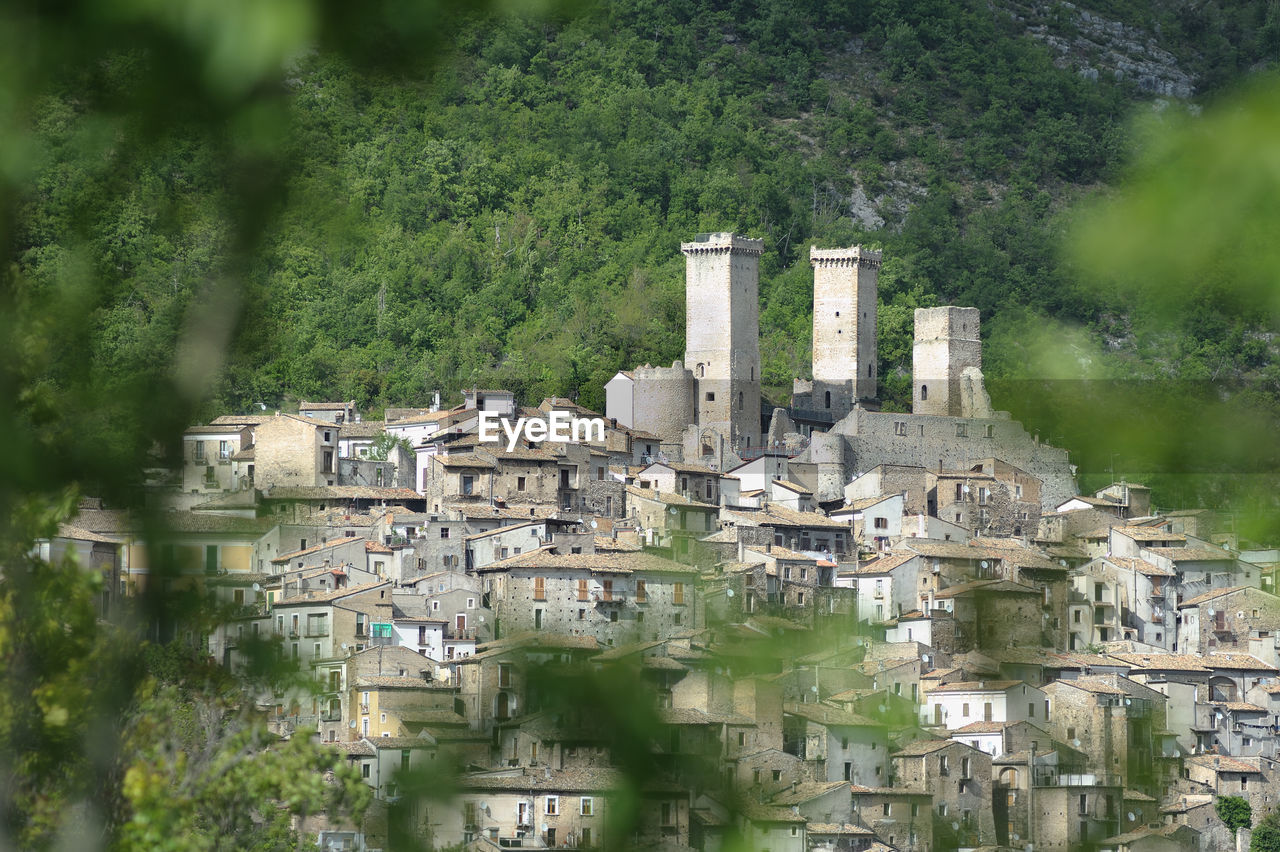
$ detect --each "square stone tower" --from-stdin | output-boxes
[682,232,763,449]
[810,245,882,418]
[913,306,981,416]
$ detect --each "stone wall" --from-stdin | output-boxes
[913,307,981,417]
[810,245,881,417]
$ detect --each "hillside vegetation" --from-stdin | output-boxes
[15,0,1280,497]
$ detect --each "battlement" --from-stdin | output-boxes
[915,306,980,342]
[682,232,764,255]
[634,361,696,382]
[809,245,883,268]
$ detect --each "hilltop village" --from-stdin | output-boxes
[52,234,1280,852]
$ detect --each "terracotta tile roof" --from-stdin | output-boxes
[356,676,436,689]
[458,767,624,793]
[1115,526,1182,541]
[1219,701,1267,713]
[953,721,1016,734]
[1107,653,1209,671]
[839,495,898,512]
[741,803,807,823]
[783,703,881,728]
[1105,556,1175,577]
[365,540,393,554]
[1145,545,1233,562]
[464,521,543,541]
[327,741,376,756]
[925,680,1024,694]
[1055,677,1126,695]
[1187,754,1261,774]
[746,545,818,562]
[769,780,849,805]
[1178,586,1253,608]
[264,486,423,501]
[806,824,876,836]
[476,548,699,576]
[847,551,917,575]
[274,581,389,606]
[433,454,497,470]
[892,738,956,756]
[272,536,366,563]
[722,505,848,531]
[1206,652,1277,672]
[771,479,813,495]
[625,485,718,509]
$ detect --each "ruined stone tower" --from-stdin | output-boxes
[912,306,981,417]
[810,245,881,419]
[682,232,763,448]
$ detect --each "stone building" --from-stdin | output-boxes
[608,232,764,452]
[477,549,701,645]
[254,413,342,489]
[793,245,882,420]
[891,738,996,847]
[913,307,983,418]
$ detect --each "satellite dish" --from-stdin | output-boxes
[669,507,678,515]
[962,485,970,494]
[979,561,989,570]
[1012,834,1020,843]
[1238,611,1245,619]
[1128,812,1136,822]
[252,582,261,592]
[590,519,598,529]
[349,720,357,728]
[1207,608,1216,617]
[1072,739,1081,748]
[341,643,349,650]
[478,615,485,622]
[727,589,735,598]
[952,822,960,831]
[541,824,548,833]
[811,685,819,693]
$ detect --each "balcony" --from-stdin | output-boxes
[321,708,342,723]
[594,593,627,605]
[1033,770,1122,787]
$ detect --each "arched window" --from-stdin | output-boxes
[921,385,928,401]
[824,391,831,409]
[697,364,705,378]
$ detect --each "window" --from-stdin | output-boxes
[1028,702,1035,718]
[517,476,526,491]
[580,798,594,816]
[533,577,546,600]
[882,803,891,817]
[578,579,589,601]
[461,475,474,495]
[911,803,920,818]
[535,609,543,629]
[772,770,782,781]
[440,527,450,539]
[739,391,744,410]
[921,385,928,401]
[956,423,967,438]
[962,703,970,718]
[636,580,647,603]
[546,796,559,815]
[673,583,685,605]
[705,392,715,402]
[498,664,512,688]
[894,421,907,436]
[874,517,888,529]
[193,441,206,462]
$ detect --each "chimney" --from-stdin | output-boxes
[765,541,772,554]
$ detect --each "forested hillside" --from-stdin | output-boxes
[16,0,1280,494]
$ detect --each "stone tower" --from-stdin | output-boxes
[810,245,882,419]
[682,232,763,448]
[913,306,981,417]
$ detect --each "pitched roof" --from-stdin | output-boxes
[274,581,390,606]
[475,549,699,576]
[272,536,366,564]
[892,738,956,756]
[1107,653,1210,672]
[783,703,881,728]
[925,680,1024,694]
[1178,586,1253,608]
[1105,556,1175,577]
[625,485,717,508]
[264,486,423,501]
